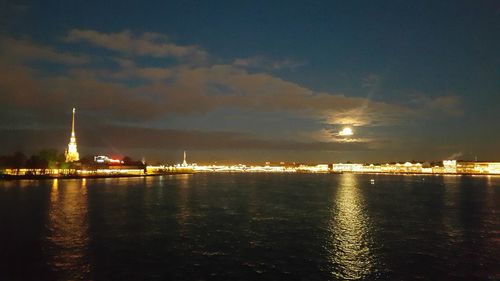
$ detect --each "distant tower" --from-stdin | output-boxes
[182,150,188,166]
[65,108,80,162]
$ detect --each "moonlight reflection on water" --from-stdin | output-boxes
[328,174,376,279]
[0,174,498,280]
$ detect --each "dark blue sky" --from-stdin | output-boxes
[1,0,499,163]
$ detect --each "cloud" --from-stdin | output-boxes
[0,36,89,64]
[323,107,404,127]
[445,151,463,160]
[0,62,165,122]
[312,128,374,144]
[147,64,405,119]
[0,31,412,130]
[362,74,381,89]
[0,30,462,149]
[425,95,463,114]
[0,126,371,154]
[106,58,174,81]
[0,51,409,128]
[65,29,208,61]
[410,94,463,116]
[233,56,306,70]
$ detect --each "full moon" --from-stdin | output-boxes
[339,127,354,136]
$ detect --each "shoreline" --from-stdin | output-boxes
[1,171,499,181]
[0,172,194,181]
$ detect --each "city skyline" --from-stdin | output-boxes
[3,107,499,170]
[1,1,499,163]
[2,107,500,176]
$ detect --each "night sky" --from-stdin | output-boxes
[1,0,499,164]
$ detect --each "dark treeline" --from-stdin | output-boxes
[0,150,66,169]
[0,150,144,169]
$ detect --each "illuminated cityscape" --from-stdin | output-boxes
[1,1,499,280]
[1,109,500,178]
[161,159,500,175]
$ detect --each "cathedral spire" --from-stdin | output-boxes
[71,107,76,137]
[182,150,187,166]
[65,107,80,162]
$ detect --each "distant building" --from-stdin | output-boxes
[363,164,381,172]
[296,164,329,173]
[182,150,188,166]
[332,163,363,172]
[174,151,196,170]
[65,108,80,162]
[456,161,500,174]
[443,160,457,173]
[487,162,500,174]
[94,156,123,164]
[401,162,423,173]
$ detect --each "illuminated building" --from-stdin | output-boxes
[421,167,433,173]
[77,168,145,176]
[401,162,423,173]
[296,164,329,173]
[94,155,123,164]
[443,160,457,173]
[456,161,500,174]
[487,162,500,174]
[182,150,188,166]
[65,108,80,162]
[314,164,330,172]
[332,163,364,172]
[173,151,196,171]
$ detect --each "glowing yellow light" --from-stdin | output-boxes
[339,127,354,136]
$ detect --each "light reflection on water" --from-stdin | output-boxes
[46,179,90,280]
[442,175,464,241]
[1,174,498,280]
[176,174,193,235]
[328,173,376,279]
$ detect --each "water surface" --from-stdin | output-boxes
[0,173,498,280]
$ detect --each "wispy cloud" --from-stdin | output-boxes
[0,39,411,128]
[110,58,175,80]
[445,151,463,160]
[0,29,464,149]
[0,36,89,64]
[410,94,463,116]
[65,29,208,62]
[0,126,372,153]
[362,74,381,90]
[312,128,374,144]
[323,106,405,127]
[233,56,306,70]
[119,64,407,124]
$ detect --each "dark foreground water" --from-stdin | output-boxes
[0,173,499,280]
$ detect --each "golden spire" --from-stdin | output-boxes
[182,150,187,166]
[71,107,76,137]
[65,107,80,162]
